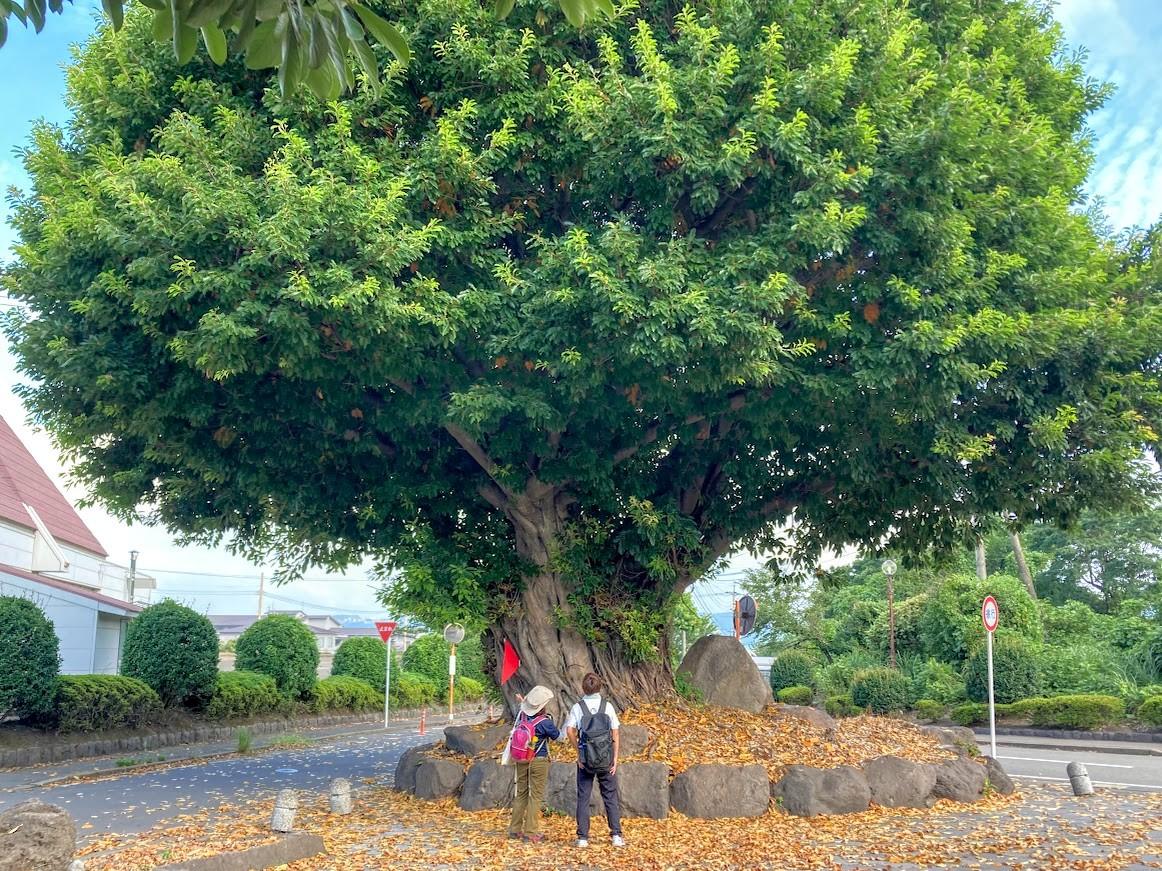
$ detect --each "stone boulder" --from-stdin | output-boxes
[414,759,466,800]
[983,756,1015,795]
[862,756,937,809]
[774,705,837,734]
[619,724,650,757]
[677,635,773,714]
[919,725,978,754]
[773,765,870,817]
[544,761,670,820]
[931,758,987,803]
[444,721,511,757]
[545,762,600,817]
[669,763,770,819]
[394,742,437,794]
[458,759,515,811]
[0,800,77,871]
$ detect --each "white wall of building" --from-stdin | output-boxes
[0,571,100,674]
[0,518,136,602]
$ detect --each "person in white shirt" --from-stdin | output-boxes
[564,672,625,848]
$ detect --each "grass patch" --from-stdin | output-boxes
[236,727,253,754]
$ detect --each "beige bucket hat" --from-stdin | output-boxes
[520,685,554,717]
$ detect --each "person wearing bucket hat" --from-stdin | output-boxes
[506,685,560,842]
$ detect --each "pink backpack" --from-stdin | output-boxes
[508,713,545,762]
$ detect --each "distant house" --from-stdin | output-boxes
[0,415,152,674]
[209,610,419,659]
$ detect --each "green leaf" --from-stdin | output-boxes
[101,0,124,28]
[0,16,7,50]
[175,24,199,64]
[594,0,614,16]
[201,23,227,64]
[255,0,280,19]
[136,0,165,10]
[185,0,236,28]
[304,56,342,100]
[351,4,408,63]
[559,0,585,27]
[151,7,173,42]
[493,0,516,19]
[279,24,303,95]
[243,18,281,69]
[26,0,46,33]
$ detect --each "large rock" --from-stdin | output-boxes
[677,635,773,714]
[0,800,77,871]
[414,759,466,800]
[544,761,670,820]
[931,758,987,803]
[619,724,650,757]
[394,742,437,794]
[919,725,978,754]
[773,765,870,817]
[983,756,1015,795]
[458,759,515,810]
[444,721,511,757]
[669,763,770,819]
[863,756,937,808]
[774,705,837,733]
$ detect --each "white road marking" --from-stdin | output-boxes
[1013,773,1162,790]
[998,755,1133,769]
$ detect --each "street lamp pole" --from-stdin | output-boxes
[882,559,898,669]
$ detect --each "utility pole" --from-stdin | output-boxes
[128,550,139,602]
[974,539,987,581]
[257,572,265,617]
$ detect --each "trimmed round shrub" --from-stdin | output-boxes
[401,633,487,691]
[964,637,1040,704]
[1126,685,1162,714]
[824,695,860,718]
[235,615,319,699]
[777,685,813,706]
[951,702,988,727]
[0,595,60,722]
[331,636,396,689]
[121,600,219,707]
[53,675,162,732]
[1137,696,1162,728]
[1024,694,1125,730]
[311,675,382,713]
[851,667,909,714]
[768,651,816,693]
[913,699,945,722]
[205,671,283,720]
[392,671,440,708]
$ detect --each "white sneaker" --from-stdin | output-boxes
[612,835,626,847]
[575,838,588,848]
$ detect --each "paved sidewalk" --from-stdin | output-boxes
[975,731,1162,757]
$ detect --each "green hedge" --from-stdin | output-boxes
[1137,696,1162,728]
[331,636,394,689]
[769,651,815,693]
[235,615,319,699]
[777,685,813,706]
[205,671,284,720]
[1024,695,1125,730]
[824,695,860,718]
[121,600,219,708]
[0,596,60,722]
[311,676,382,713]
[392,671,440,708]
[851,668,909,714]
[448,675,485,703]
[951,702,988,727]
[964,637,1039,704]
[913,699,945,722]
[54,675,163,732]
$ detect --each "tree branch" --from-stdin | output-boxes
[444,422,514,500]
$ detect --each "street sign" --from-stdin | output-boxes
[738,595,757,636]
[375,620,397,643]
[981,596,999,633]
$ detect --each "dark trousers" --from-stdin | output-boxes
[576,765,622,838]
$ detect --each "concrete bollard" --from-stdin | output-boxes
[1067,761,1094,796]
[271,788,299,832]
[329,778,353,815]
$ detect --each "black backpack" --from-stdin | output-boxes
[579,698,615,774]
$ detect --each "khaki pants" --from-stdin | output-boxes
[508,757,550,835]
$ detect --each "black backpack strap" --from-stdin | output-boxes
[582,696,601,734]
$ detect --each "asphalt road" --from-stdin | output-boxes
[0,720,448,838]
[980,736,1162,791]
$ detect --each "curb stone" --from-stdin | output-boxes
[154,832,324,870]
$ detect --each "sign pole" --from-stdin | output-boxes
[981,596,999,758]
[375,620,398,729]
[448,643,457,722]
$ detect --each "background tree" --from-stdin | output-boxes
[331,635,399,689]
[5,0,1162,710]
[121,600,220,707]
[670,592,715,666]
[234,614,320,698]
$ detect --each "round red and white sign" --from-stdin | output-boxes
[981,596,999,633]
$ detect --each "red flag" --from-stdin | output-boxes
[501,639,520,684]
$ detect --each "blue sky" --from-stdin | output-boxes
[0,0,1160,618]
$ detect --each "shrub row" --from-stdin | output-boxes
[952,694,1127,730]
[776,685,813,706]
[205,671,284,720]
[53,675,163,732]
[311,676,383,713]
[1138,696,1162,727]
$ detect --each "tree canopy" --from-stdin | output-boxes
[4,0,1161,707]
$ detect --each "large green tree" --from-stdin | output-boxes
[4,0,1161,709]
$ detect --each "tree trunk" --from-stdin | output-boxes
[1010,531,1036,599]
[485,489,674,721]
[974,538,987,580]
